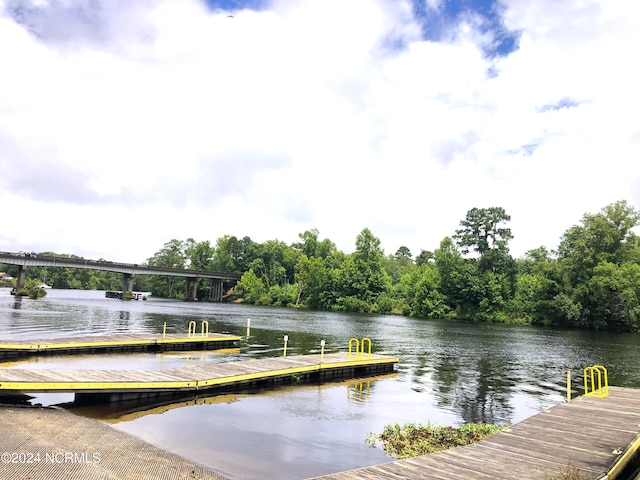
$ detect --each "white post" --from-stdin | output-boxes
[283,335,289,357]
[320,340,325,363]
[246,318,251,338]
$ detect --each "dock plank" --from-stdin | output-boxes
[307,386,640,480]
[0,353,399,397]
[0,332,241,359]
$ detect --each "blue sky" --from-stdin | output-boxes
[204,0,520,56]
[0,0,638,262]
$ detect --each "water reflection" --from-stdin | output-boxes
[100,378,395,480]
[12,297,22,310]
[454,357,516,424]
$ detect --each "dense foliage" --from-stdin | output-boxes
[365,422,507,458]
[3,201,639,331]
[15,278,48,299]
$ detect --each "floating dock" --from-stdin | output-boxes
[0,332,241,360]
[0,353,398,403]
[308,386,640,480]
[0,405,228,480]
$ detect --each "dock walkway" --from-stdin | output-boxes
[0,332,241,359]
[0,405,228,480]
[308,386,640,480]
[0,353,398,402]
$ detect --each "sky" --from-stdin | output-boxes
[1,0,639,264]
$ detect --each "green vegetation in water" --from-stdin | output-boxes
[545,463,587,480]
[365,422,508,459]
[14,279,47,299]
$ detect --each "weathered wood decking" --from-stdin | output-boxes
[0,406,228,480]
[308,386,640,480]
[0,353,398,402]
[0,332,241,359]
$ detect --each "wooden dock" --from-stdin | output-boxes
[0,405,228,480]
[0,332,241,360]
[308,386,640,480]
[0,353,399,403]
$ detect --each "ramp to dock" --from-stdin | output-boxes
[0,353,398,402]
[0,332,241,359]
[308,386,640,480]
[0,406,228,480]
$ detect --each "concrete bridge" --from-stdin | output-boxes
[0,252,242,301]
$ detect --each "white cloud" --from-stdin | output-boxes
[0,0,639,263]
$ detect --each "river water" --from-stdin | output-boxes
[1,288,640,479]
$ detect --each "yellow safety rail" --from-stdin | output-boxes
[187,321,209,338]
[348,337,372,359]
[584,365,608,398]
[361,337,372,358]
[348,338,359,359]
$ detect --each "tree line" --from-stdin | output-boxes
[143,200,640,331]
[2,200,639,331]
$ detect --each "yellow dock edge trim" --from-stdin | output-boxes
[0,345,42,350]
[197,364,322,387]
[0,381,197,391]
[196,358,397,387]
[38,340,154,349]
[320,358,399,369]
[156,336,241,344]
[0,336,241,350]
[599,433,640,480]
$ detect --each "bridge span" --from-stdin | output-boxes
[0,252,242,301]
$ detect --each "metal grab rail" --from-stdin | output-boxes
[201,320,209,338]
[361,337,372,358]
[348,338,359,359]
[348,337,372,359]
[188,320,209,338]
[584,365,609,398]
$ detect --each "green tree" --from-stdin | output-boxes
[236,269,267,304]
[210,235,256,273]
[408,263,447,318]
[384,247,416,285]
[453,207,513,256]
[509,248,561,325]
[589,262,640,331]
[556,200,640,329]
[147,240,187,298]
[558,200,640,285]
[415,250,434,266]
[434,237,465,312]
[335,228,390,311]
[185,239,214,270]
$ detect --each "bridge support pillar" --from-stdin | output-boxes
[122,274,134,294]
[16,266,27,291]
[209,278,223,302]
[185,277,198,301]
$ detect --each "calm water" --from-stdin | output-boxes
[2,288,640,479]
